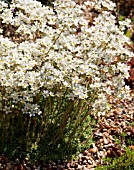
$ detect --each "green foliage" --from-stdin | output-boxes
[0,97,95,162]
[96,148,134,170]
[119,15,124,21]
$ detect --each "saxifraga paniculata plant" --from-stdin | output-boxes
[0,0,133,161]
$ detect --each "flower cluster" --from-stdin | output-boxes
[0,0,133,116]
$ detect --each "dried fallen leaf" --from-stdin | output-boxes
[129,145,134,150]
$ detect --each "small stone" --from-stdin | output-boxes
[84,156,90,161]
[57,165,64,170]
[87,159,92,165]
[103,128,108,132]
[79,153,83,159]
[83,160,87,165]
[51,161,56,166]
[103,137,109,145]
[83,150,89,155]
[99,139,104,143]
[131,126,134,135]
[0,163,3,169]
[48,164,52,169]
[48,160,53,164]
[66,162,71,168]
[70,161,75,167]
[78,164,84,170]
[89,147,98,153]
[84,165,92,170]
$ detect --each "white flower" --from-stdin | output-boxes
[0,0,133,117]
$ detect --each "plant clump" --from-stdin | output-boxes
[0,0,133,161]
